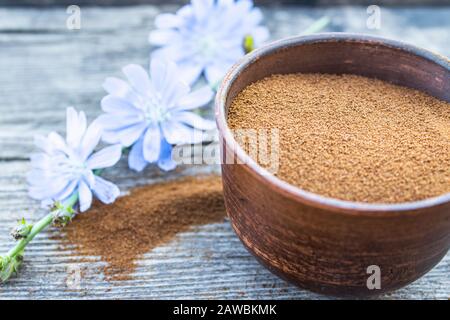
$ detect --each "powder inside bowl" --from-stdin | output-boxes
[65,175,225,280]
[227,73,450,203]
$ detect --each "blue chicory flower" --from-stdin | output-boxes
[97,58,215,172]
[28,107,122,212]
[149,0,269,85]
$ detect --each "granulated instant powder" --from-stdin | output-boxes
[66,176,225,280]
[228,74,450,203]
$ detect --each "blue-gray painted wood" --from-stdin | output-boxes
[2,1,450,7]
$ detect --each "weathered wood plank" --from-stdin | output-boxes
[2,1,450,7]
[0,5,449,299]
[0,160,448,299]
[0,6,449,159]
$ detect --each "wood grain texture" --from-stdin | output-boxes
[0,5,449,299]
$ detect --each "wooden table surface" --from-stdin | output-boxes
[0,5,448,299]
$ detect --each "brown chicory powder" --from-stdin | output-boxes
[227,73,450,203]
[65,176,225,280]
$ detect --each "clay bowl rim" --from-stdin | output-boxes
[215,32,450,216]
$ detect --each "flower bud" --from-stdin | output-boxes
[0,255,23,282]
[10,218,32,240]
[52,201,75,227]
[243,35,255,54]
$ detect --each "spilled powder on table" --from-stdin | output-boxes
[65,175,226,280]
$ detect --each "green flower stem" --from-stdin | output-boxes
[5,192,79,260]
[301,16,330,35]
[5,167,110,263]
[1,166,113,282]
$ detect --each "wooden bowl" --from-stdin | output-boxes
[215,33,450,297]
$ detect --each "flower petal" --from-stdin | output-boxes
[34,135,51,153]
[192,0,214,21]
[106,122,147,147]
[78,180,93,212]
[47,132,68,153]
[66,107,84,149]
[86,144,122,170]
[103,77,141,105]
[218,0,234,7]
[30,153,52,169]
[28,176,75,201]
[177,63,204,86]
[79,119,103,161]
[252,26,270,45]
[101,95,140,115]
[172,111,216,130]
[128,135,148,172]
[96,112,143,132]
[103,77,131,96]
[151,44,198,65]
[219,0,253,33]
[247,7,263,26]
[150,58,170,93]
[28,186,46,200]
[143,125,161,163]
[122,64,155,98]
[92,176,120,205]
[176,86,213,110]
[205,62,232,85]
[154,13,182,29]
[84,169,96,189]
[150,59,191,109]
[162,77,190,109]
[53,179,78,202]
[157,138,177,171]
[149,29,179,46]
[27,168,51,185]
